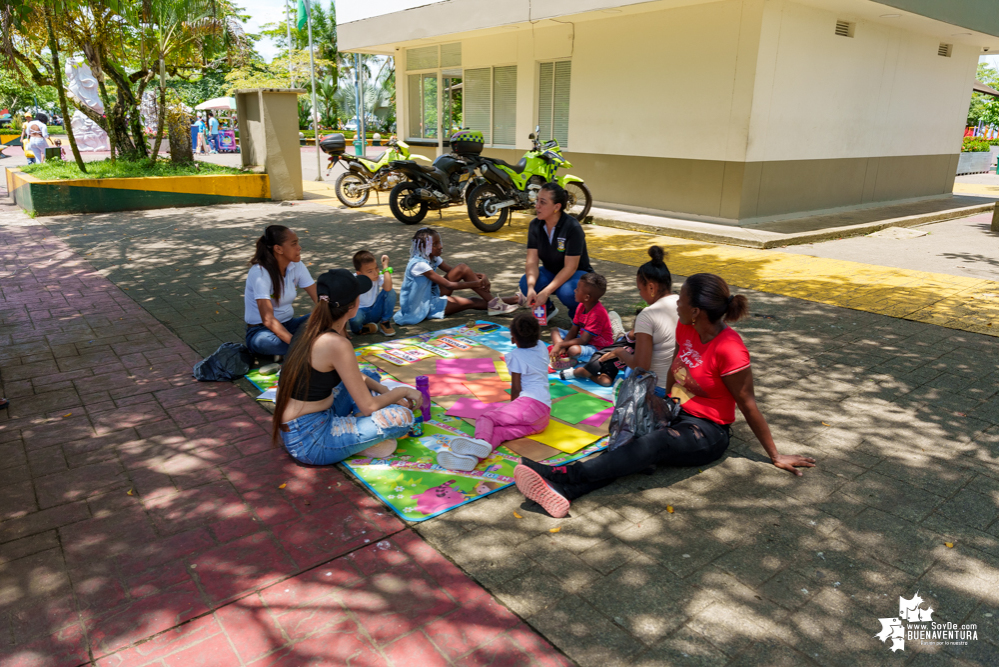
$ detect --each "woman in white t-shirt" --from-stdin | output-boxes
[244,225,318,356]
[598,245,678,392]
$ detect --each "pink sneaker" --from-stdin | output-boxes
[514,465,570,518]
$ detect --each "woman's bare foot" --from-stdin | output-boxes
[361,439,397,459]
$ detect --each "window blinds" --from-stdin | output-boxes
[464,68,492,145]
[538,60,571,148]
[492,65,517,146]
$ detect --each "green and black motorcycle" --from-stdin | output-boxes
[320,134,431,208]
[465,128,592,232]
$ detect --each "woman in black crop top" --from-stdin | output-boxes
[272,269,423,465]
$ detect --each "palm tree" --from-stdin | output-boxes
[138,0,247,164]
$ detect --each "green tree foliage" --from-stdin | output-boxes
[1,0,251,161]
[968,62,999,127]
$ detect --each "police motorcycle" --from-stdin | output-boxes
[319,133,430,208]
[465,126,591,232]
[386,130,488,225]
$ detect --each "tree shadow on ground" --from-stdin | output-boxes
[0,209,558,665]
[12,201,999,666]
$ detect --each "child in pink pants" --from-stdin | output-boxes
[438,313,552,471]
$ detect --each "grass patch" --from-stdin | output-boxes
[21,158,245,181]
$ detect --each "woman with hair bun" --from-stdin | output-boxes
[244,225,318,357]
[514,272,816,518]
[588,245,678,387]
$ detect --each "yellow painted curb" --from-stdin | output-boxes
[309,184,999,337]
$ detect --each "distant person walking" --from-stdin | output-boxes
[23,114,49,164]
[207,111,220,154]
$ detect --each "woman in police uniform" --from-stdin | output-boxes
[519,183,594,320]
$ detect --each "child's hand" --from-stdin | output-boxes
[380,254,389,268]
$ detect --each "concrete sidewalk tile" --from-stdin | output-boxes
[337,563,459,644]
[0,620,89,667]
[95,613,225,667]
[0,501,91,544]
[144,480,248,535]
[192,531,298,607]
[35,459,130,509]
[9,592,80,644]
[160,627,242,667]
[86,580,210,658]
[383,631,451,667]
[424,593,521,660]
[0,531,60,565]
[270,504,386,569]
[59,506,158,564]
[214,597,288,664]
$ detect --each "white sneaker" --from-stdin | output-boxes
[449,436,493,459]
[488,297,518,316]
[437,449,479,472]
[608,310,626,341]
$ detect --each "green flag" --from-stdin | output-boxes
[297,0,308,31]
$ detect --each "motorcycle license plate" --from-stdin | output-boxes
[459,172,469,181]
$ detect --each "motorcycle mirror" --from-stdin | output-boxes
[535,125,540,133]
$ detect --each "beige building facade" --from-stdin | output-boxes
[339,0,999,226]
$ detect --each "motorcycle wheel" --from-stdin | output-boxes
[335,172,369,208]
[389,182,429,225]
[564,181,593,221]
[467,183,510,233]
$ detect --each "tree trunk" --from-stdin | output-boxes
[167,101,192,165]
[148,58,166,166]
[44,7,86,173]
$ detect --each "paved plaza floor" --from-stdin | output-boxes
[1,183,998,666]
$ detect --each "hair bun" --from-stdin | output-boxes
[647,245,665,265]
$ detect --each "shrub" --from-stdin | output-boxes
[962,137,990,152]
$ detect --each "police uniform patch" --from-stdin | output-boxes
[557,237,566,252]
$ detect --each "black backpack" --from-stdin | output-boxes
[193,343,254,382]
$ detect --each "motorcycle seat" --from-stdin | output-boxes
[415,164,438,173]
[488,157,528,174]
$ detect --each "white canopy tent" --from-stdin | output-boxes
[195,97,237,111]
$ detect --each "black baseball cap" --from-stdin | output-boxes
[316,269,372,307]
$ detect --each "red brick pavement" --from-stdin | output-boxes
[0,222,571,666]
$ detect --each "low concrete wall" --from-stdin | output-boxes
[4,168,270,216]
[957,151,992,175]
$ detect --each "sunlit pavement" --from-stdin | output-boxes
[1,172,998,665]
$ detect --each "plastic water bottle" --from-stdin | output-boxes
[415,376,432,421]
[409,376,431,437]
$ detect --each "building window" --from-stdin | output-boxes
[405,44,462,141]
[463,65,518,147]
[538,60,571,148]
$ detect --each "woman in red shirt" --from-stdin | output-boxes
[514,272,816,518]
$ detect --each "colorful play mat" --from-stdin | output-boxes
[250,321,613,522]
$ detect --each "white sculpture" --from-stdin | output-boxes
[65,58,110,152]
[140,90,159,135]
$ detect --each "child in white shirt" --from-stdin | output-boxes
[349,250,396,336]
[439,313,552,471]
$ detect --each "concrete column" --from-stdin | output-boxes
[235,88,307,200]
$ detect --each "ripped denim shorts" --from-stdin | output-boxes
[280,369,414,465]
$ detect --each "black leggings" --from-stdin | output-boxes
[561,411,730,499]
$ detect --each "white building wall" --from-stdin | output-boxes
[746,0,980,161]
[568,0,757,162]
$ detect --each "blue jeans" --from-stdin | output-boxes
[349,289,396,334]
[280,369,414,465]
[245,314,310,356]
[556,328,598,360]
[520,267,589,317]
[210,134,220,151]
